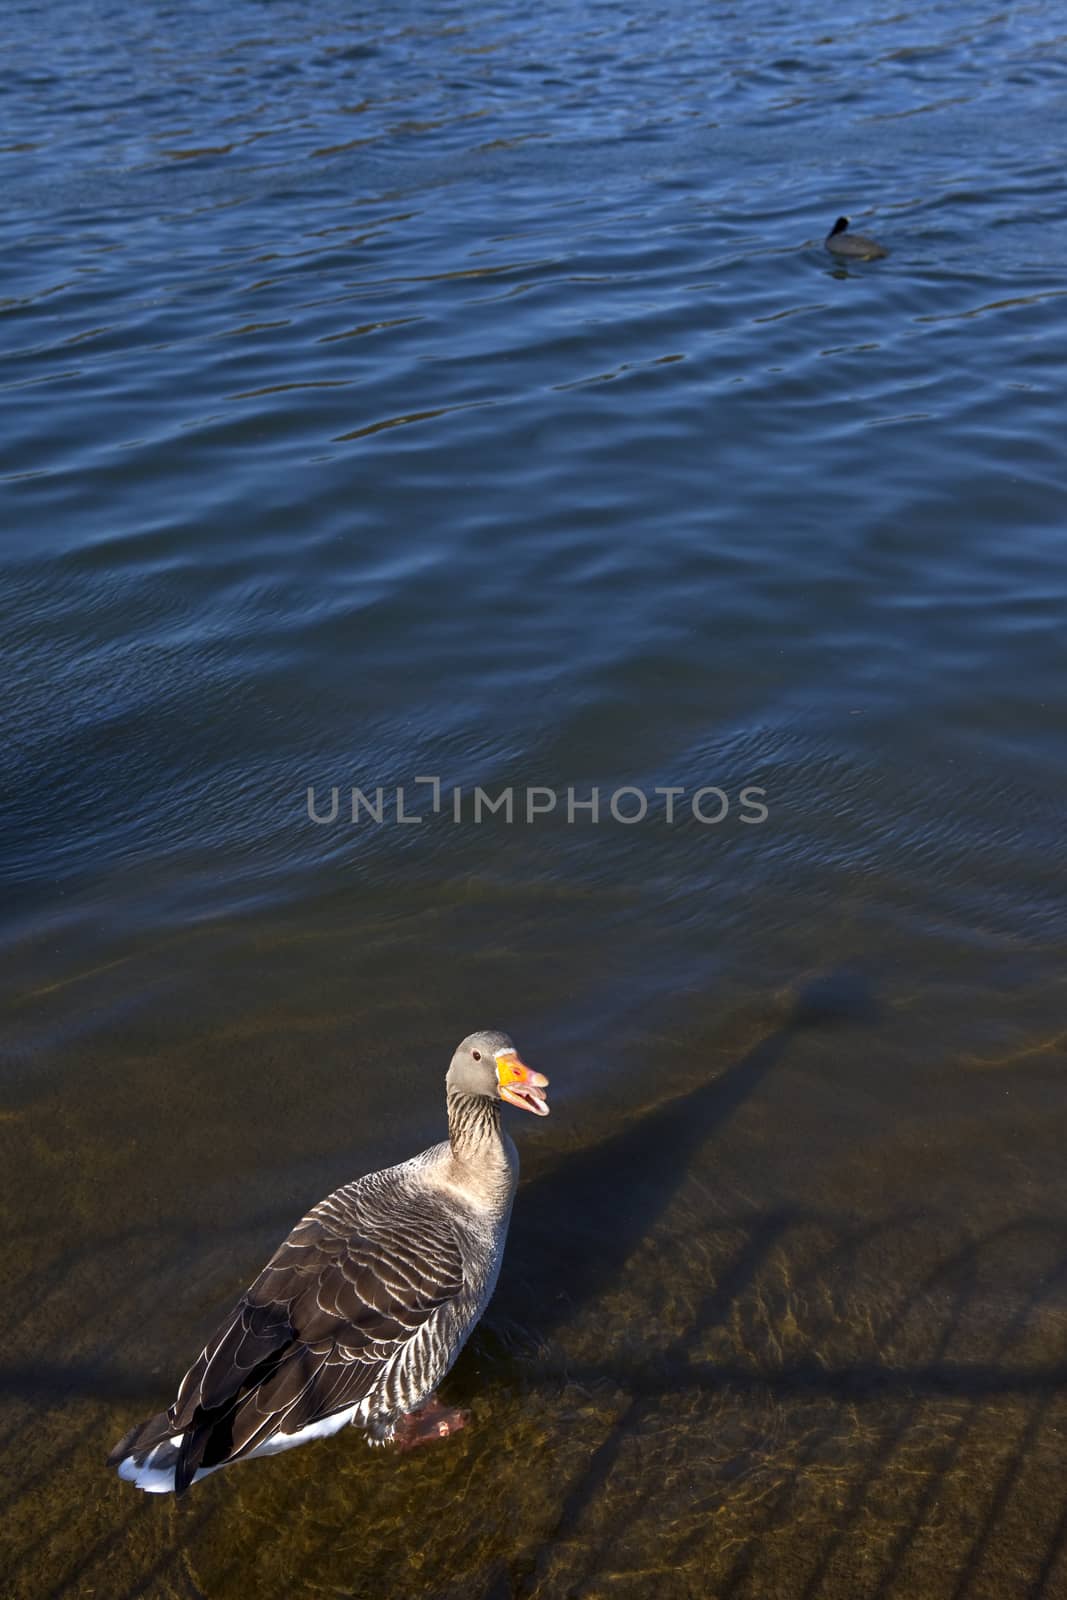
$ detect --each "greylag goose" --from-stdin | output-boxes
[108,1030,549,1494]
[825,215,889,260]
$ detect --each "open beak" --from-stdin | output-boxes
[495,1050,550,1116]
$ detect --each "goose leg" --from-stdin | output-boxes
[393,1394,469,1451]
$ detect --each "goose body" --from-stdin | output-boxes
[109,1030,549,1494]
[825,215,888,260]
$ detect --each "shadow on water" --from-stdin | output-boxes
[496,966,880,1342]
[474,970,1067,1599]
[479,970,884,1592]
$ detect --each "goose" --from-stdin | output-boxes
[825,215,888,260]
[108,1030,549,1494]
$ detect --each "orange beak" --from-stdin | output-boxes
[495,1049,550,1117]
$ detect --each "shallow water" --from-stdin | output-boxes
[2,1,1067,1596]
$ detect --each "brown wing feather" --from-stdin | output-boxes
[163,1184,464,1494]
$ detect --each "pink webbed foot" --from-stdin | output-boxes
[393,1394,469,1452]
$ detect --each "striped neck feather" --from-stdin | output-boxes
[446,1090,504,1162]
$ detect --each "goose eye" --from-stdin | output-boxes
[472,1049,482,1061]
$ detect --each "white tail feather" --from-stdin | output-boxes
[113,1404,364,1492]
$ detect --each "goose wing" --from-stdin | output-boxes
[163,1183,465,1493]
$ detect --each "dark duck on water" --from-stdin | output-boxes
[108,1030,549,1494]
[825,215,889,260]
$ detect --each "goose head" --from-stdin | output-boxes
[447,1029,550,1117]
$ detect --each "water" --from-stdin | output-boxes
[3,1,1067,1594]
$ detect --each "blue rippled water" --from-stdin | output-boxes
[3,3,1067,1595]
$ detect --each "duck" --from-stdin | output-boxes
[825,215,888,260]
[108,1030,549,1494]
